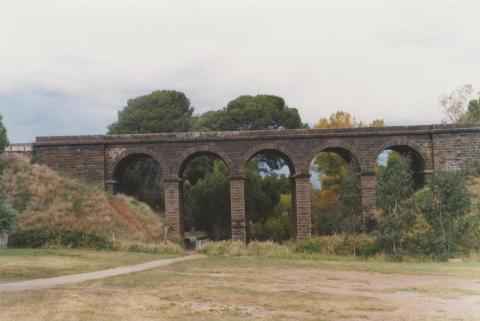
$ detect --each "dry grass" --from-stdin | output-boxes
[0,153,167,243]
[0,248,175,282]
[1,254,480,321]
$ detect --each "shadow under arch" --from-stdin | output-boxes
[112,151,165,211]
[177,149,233,243]
[175,145,234,179]
[239,144,297,176]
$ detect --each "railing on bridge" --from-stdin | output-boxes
[5,143,33,153]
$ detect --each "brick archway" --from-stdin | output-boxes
[238,143,298,176]
[370,139,433,172]
[305,140,367,173]
[175,145,234,178]
[109,147,170,180]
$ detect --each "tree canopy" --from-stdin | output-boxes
[0,115,16,234]
[108,90,194,134]
[195,95,306,131]
[460,97,480,123]
[0,115,8,156]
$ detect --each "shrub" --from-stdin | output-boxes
[245,240,291,257]
[201,240,246,256]
[468,159,480,177]
[122,241,186,256]
[0,195,16,233]
[9,229,114,250]
[295,234,379,257]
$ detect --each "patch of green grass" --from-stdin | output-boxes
[166,254,480,278]
[0,248,175,282]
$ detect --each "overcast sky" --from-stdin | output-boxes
[1,0,479,143]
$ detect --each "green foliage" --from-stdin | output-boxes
[0,195,17,233]
[0,115,8,155]
[195,95,306,131]
[245,159,292,241]
[460,97,480,123]
[375,155,415,257]
[200,240,292,257]
[11,190,31,212]
[339,166,363,255]
[115,156,164,211]
[125,242,186,255]
[108,90,194,134]
[418,170,470,258]
[107,91,193,211]
[294,234,379,257]
[72,198,84,213]
[311,112,383,236]
[0,115,8,175]
[467,159,480,177]
[9,229,114,250]
[186,159,231,240]
[250,194,292,242]
[201,236,379,258]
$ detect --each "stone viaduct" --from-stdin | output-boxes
[33,123,480,242]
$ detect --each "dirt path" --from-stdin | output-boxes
[0,254,205,292]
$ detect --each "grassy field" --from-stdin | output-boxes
[0,248,175,282]
[1,250,480,321]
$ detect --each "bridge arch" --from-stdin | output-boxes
[306,140,366,173]
[239,143,298,176]
[371,139,433,191]
[371,140,432,170]
[110,147,170,181]
[175,145,234,179]
[109,147,169,211]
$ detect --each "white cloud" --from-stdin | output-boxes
[0,0,479,142]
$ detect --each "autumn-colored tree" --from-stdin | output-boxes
[311,111,384,234]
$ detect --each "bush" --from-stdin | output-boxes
[0,195,16,233]
[9,229,114,250]
[121,241,186,256]
[201,236,379,258]
[200,240,246,256]
[295,234,379,257]
[201,240,292,257]
[468,160,480,177]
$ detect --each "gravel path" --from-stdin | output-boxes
[0,254,205,292]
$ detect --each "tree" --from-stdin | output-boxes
[0,115,7,154]
[0,115,16,245]
[108,90,194,134]
[196,95,306,131]
[188,159,231,240]
[418,170,470,258]
[107,90,194,212]
[375,155,415,257]
[0,115,8,175]
[312,111,383,234]
[315,111,358,129]
[439,84,475,124]
[339,165,362,256]
[0,197,16,235]
[115,156,163,211]
[460,97,480,123]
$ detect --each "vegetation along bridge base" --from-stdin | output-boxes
[33,124,480,242]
